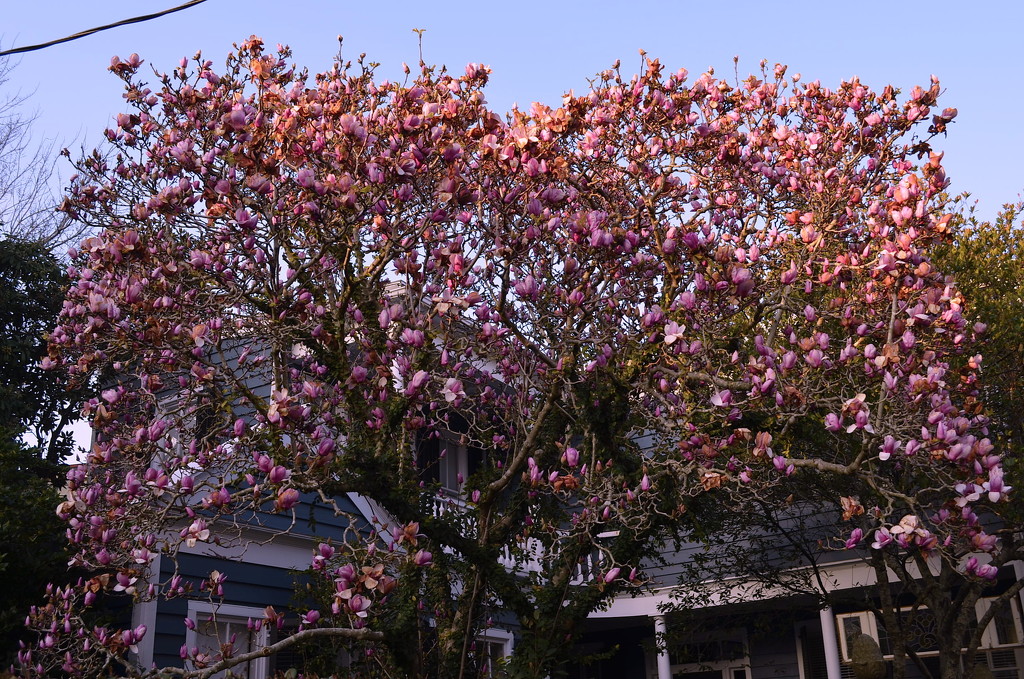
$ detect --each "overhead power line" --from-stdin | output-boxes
[0,0,209,57]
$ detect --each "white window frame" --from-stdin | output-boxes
[436,434,482,496]
[651,629,748,679]
[129,554,161,669]
[835,611,881,662]
[185,601,270,679]
[474,628,514,678]
[418,425,486,500]
[977,597,1024,649]
[837,598,1024,663]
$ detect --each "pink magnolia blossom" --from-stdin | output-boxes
[441,378,465,403]
[275,488,301,511]
[183,520,210,547]
[710,390,733,407]
[871,527,893,550]
[984,467,1011,502]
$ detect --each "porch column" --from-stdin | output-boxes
[1013,561,1024,615]
[653,614,672,679]
[819,606,842,679]
[130,553,160,669]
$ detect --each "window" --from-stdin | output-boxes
[655,630,748,679]
[835,612,874,662]
[473,629,513,678]
[185,602,270,679]
[836,598,1024,663]
[978,597,1024,648]
[270,623,357,677]
[669,637,747,665]
[836,608,940,660]
[417,414,485,495]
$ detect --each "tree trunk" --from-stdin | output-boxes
[938,645,965,679]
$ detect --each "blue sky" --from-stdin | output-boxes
[2,0,1021,218]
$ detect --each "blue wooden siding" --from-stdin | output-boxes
[236,490,369,538]
[152,552,308,669]
[150,490,368,670]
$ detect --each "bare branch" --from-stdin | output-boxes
[153,625,386,679]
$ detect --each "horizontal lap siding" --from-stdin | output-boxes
[149,491,374,668]
[238,490,367,538]
[151,541,326,667]
[641,506,854,589]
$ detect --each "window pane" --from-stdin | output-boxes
[672,671,721,679]
[481,640,505,677]
[909,609,939,652]
[439,443,461,493]
[194,617,256,679]
[881,609,936,655]
[467,445,485,478]
[990,604,1020,645]
[417,433,441,485]
[841,617,863,646]
[671,639,745,664]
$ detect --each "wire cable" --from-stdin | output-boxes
[0,0,209,57]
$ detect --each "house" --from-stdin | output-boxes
[73,327,1020,679]
[121,425,1024,679]
[564,522,1024,679]
[124,415,526,678]
[130,492,384,676]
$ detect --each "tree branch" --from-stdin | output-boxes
[153,625,385,679]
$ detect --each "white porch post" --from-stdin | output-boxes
[1013,561,1024,615]
[819,606,843,679]
[653,614,672,679]
[130,553,160,670]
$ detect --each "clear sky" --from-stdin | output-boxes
[2,0,1022,218]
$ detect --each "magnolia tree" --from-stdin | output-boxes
[22,37,1004,679]
[669,202,1024,679]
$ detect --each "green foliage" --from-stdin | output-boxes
[849,633,887,679]
[933,205,1024,456]
[0,433,68,666]
[0,238,82,664]
[0,237,81,462]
